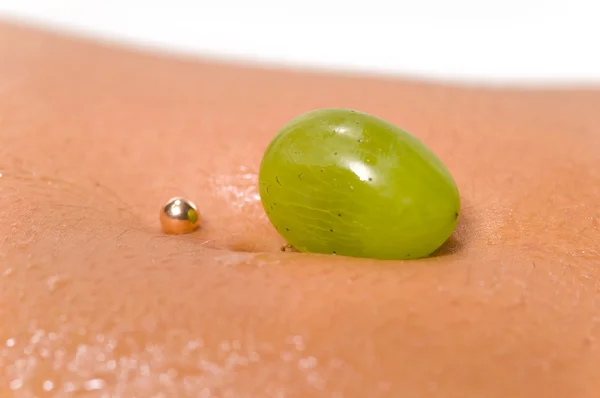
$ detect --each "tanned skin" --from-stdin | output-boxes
[1,22,599,398]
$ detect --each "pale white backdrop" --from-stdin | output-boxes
[0,0,599,84]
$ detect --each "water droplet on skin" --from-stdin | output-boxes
[211,173,261,211]
[47,275,70,293]
[307,371,325,390]
[39,347,51,358]
[185,339,203,351]
[280,352,294,362]
[84,379,106,391]
[220,341,231,352]
[9,379,23,390]
[29,329,45,345]
[291,335,305,351]
[298,356,317,370]
[43,380,54,391]
[6,338,15,347]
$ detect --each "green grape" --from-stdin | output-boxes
[258,108,460,260]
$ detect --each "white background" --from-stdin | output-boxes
[0,0,599,84]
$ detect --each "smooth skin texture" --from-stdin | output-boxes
[259,108,460,260]
[0,22,600,398]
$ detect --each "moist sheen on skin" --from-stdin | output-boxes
[258,108,461,260]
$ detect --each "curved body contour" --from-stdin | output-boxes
[259,108,460,260]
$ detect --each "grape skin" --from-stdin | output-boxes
[259,108,460,260]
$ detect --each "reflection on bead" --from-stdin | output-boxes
[160,197,201,234]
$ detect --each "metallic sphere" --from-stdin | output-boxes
[160,197,201,234]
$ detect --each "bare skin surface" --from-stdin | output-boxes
[1,22,599,398]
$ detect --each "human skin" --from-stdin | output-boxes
[0,21,599,398]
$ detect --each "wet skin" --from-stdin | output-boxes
[1,22,600,398]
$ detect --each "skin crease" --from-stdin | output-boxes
[0,22,600,398]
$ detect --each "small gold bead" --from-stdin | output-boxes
[160,197,201,234]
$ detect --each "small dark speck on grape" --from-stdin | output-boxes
[320,168,324,172]
[276,176,282,186]
[455,212,459,219]
[298,173,303,180]
[355,121,360,125]
[368,177,373,181]
[338,213,342,217]
[286,228,290,232]
[334,152,338,155]
[330,229,333,232]
[333,251,337,254]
